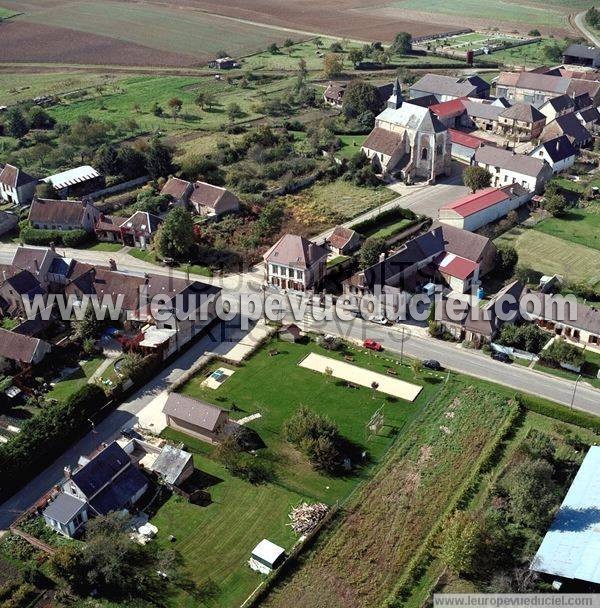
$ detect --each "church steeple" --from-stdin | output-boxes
[388,76,403,110]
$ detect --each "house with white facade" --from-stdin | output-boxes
[529,135,577,174]
[264,234,328,291]
[472,145,552,193]
[438,184,530,232]
[0,164,37,206]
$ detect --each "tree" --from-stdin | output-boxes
[145,138,174,179]
[496,244,518,278]
[5,107,29,138]
[528,29,541,37]
[370,381,379,399]
[585,6,600,28]
[342,80,384,119]
[411,360,423,376]
[168,97,183,121]
[28,106,55,130]
[268,42,279,54]
[35,181,58,200]
[503,458,558,529]
[463,166,492,193]
[117,146,147,179]
[226,102,243,122]
[73,304,103,342]
[324,366,333,383]
[359,237,386,269]
[95,144,121,176]
[283,38,294,52]
[156,206,195,260]
[348,48,364,66]
[391,31,412,55]
[543,41,565,63]
[541,187,568,216]
[323,53,344,79]
[152,102,164,118]
[194,92,207,109]
[439,510,485,575]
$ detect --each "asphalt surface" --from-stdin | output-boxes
[574,11,600,47]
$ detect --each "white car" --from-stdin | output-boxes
[370,315,390,326]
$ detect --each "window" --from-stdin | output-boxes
[421,148,428,160]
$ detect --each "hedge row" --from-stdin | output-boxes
[20,225,90,248]
[520,394,600,433]
[353,206,417,235]
[0,384,107,500]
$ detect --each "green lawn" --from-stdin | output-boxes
[85,241,124,252]
[361,217,415,240]
[479,39,558,68]
[0,7,17,19]
[153,337,443,607]
[534,207,600,252]
[127,249,212,277]
[46,357,105,402]
[534,347,600,389]
[326,255,350,268]
[495,227,600,289]
[336,134,367,161]
[152,450,303,608]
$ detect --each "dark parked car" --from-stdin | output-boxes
[422,359,442,371]
[491,351,511,363]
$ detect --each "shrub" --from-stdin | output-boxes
[497,323,550,354]
[20,223,89,247]
[539,337,585,369]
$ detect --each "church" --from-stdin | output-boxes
[361,79,452,184]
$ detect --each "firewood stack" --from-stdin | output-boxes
[288,502,329,534]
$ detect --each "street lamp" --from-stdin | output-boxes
[570,374,582,410]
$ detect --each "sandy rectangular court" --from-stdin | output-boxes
[298,353,422,402]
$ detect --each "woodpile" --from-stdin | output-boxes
[288,502,329,534]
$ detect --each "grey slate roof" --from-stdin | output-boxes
[563,43,600,61]
[474,145,548,177]
[71,442,131,498]
[537,135,576,163]
[500,102,545,123]
[89,465,147,515]
[411,74,483,98]
[43,493,87,525]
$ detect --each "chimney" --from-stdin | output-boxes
[64,466,71,479]
[34,258,39,274]
[109,258,117,271]
[1,270,6,282]
[379,252,386,263]
[49,241,56,252]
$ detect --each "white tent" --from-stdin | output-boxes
[249,539,285,574]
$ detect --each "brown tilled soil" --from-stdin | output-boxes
[0,21,199,67]
[166,0,453,40]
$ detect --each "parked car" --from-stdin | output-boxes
[370,315,389,326]
[422,359,442,371]
[364,339,383,351]
[491,351,511,363]
[162,257,178,267]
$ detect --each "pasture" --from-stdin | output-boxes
[495,227,600,289]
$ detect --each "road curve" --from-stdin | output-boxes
[573,11,600,48]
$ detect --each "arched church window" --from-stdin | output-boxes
[421,148,428,160]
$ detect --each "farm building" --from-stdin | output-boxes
[447,128,492,163]
[163,393,229,444]
[0,164,38,206]
[529,135,576,174]
[438,184,530,231]
[0,329,51,368]
[160,178,240,217]
[541,112,593,149]
[472,145,552,193]
[43,165,104,198]
[532,446,600,585]
[208,57,239,69]
[326,225,361,255]
[496,103,546,141]
[323,82,346,107]
[562,44,600,69]
[538,94,576,122]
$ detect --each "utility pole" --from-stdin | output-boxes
[570,374,582,410]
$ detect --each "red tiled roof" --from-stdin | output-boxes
[438,253,478,280]
[441,187,509,218]
[429,97,467,119]
[448,128,492,149]
[362,127,404,156]
[328,225,357,250]
[161,177,191,200]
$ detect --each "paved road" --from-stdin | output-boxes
[574,11,600,47]
[293,313,600,415]
[0,321,235,529]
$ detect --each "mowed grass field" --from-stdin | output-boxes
[0,7,17,18]
[19,1,306,60]
[496,226,600,289]
[150,338,443,607]
[534,207,600,252]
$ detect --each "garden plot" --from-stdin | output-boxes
[298,352,422,401]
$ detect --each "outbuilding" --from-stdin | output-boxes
[43,493,88,538]
[250,539,286,574]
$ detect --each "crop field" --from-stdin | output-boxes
[496,227,600,289]
[263,380,517,608]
